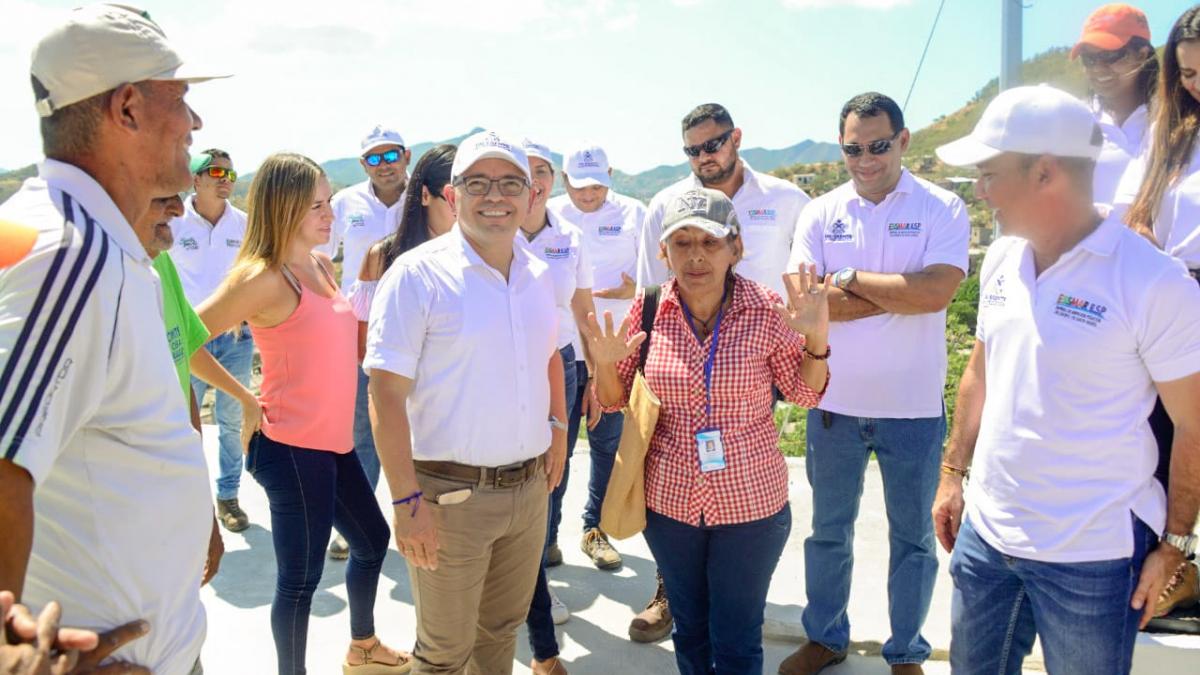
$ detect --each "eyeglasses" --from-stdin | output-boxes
[201,166,237,182]
[683,129,734,158]
[1080,47,1130,68]
[364,148,405,167]
[841,132,900,158]
[454,176,530,197]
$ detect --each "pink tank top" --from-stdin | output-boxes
[251,265,357,453]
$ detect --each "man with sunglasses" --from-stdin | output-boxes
[778,92,968,675]
[366,130,567,674]
[628,101,812,645]
[169,147,255,534]
[637,103,811,299]
[321,125,411,559]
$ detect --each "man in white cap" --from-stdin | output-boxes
[932,85,1200,674]
[322,124,409,559]
[366,130,567,674]
[546,143,645,574]
[0,4,228,674]
[779,92,969,675]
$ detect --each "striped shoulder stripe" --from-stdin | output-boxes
[1,192,110,460]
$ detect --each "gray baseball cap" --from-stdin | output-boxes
[659,188,741,242]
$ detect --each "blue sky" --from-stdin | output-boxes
[0,0,1188,173]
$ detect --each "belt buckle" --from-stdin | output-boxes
[493,462,526,488]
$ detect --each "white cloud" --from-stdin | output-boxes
[781,0,914,9]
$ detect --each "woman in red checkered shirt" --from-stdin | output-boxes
[585,187,830,674]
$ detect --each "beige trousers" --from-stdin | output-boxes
[408,468,548,675]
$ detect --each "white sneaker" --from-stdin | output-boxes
[549,589,570,625]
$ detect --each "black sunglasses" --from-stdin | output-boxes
[683,129,734,158]
[841,132,900,158]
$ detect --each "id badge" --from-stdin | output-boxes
[696,428,726,473]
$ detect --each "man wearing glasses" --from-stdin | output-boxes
[366,130,567,674]
[322,125,410,559]
[778,92,969,675]
[628,102,812,645]
[169,147,254,534]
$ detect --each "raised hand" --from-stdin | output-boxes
[774,263,831,342]
[580,311,646,367]
[592,272,636,300]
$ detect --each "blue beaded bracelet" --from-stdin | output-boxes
[392,491,423,517]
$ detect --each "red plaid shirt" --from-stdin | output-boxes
[601,275,827,526]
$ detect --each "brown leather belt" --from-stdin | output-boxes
[414,457,542,489]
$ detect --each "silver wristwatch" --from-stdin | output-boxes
[549,415,568,432]
[1162,532,1198,557]
[834,267,857,290]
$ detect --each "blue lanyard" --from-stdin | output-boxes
[679,288,726,420]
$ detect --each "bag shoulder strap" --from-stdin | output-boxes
[637,285,660,372]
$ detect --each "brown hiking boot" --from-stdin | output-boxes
[581,527,622,570]
[216,498,249,532]
[629,573,672,643]
[1155,561,1200,617]
[891,665,924,675]
[777,641,847,675]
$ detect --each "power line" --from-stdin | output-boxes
[903,0,949,113]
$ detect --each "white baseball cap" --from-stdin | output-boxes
[522,139,554,166]
[361,125,406,155]
[451,130,531,183]
[31,4,229,118]
[659,188,741,242]
[936,85,1103,166]
[564,144,611,188]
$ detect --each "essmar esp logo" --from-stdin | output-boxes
[747,209,775,221]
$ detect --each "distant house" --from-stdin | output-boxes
[939,176,976,201]
[793,173,816,186]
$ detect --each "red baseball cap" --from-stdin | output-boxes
[1071,4,1151,59]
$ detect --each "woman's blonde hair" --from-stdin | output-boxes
[227,152,325,282]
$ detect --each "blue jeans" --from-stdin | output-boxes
[801,410,944,665]
[191,324,255,501]
[247,432,391,675]
[352,367,380,490]
[546,347,579,548]
[949,516,1155,674]
[644,506,792,675]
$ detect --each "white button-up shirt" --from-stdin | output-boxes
[0,160,210,675]
[1115,133,1200,269]
[322,179,404,295]
[548,191,645,326]
[789,169,970,418]
[1093,101,1148,208]
[969,217,1200,562]
[518,211,594,352]
[167,195,247,306]
[364,226,558,466]
[638,161,811,297]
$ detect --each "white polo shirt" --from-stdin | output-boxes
[1114,135,1200,269]
[789,169,969,418]
[518,211,594,352]
[968,216,1200,563]
[322,179,404,295]
[1092,101,1148,208]
[364,226,558,466]
[168,195,247,307]
[638,161,811,297]
[0,160,210,675]
[547,190,645,328]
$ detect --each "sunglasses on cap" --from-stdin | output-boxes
[683,129,734,158]
[841,132,900,158]
[202,166,238,182]
[364,148,405,167]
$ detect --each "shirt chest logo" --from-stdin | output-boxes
[544,246,572,260]
[225,238,241,248]
[1053,293,1108,327]
[981,274,1007,308]
[598,224,622,237]
[824,219,853,242]
[746,208,776,222]
[888,221,922,237]
[178,236,199,251]
[349,214,366,228]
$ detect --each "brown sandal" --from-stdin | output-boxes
[531,656,569,675]
[342,638,412,675]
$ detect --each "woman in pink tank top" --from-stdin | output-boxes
[198,153,410,675]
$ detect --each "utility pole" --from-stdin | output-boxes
[1001,0,1023,91]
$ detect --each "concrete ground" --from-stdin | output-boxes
[198,428,1193,674]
